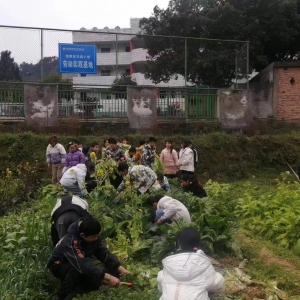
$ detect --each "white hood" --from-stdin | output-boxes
[157,251,225,300]
[60,164,88,196]
[76,164,87,172]
[162,250,210,281]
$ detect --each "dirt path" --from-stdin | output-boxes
[213,233,300,299]
[259,247,300,273]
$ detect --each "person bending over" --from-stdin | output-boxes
[157,173,170,192]
[60,164,88,198]
[117,162,160,195]
[181,174,207,198]
[50,195,89,246]
[147,194,191,225]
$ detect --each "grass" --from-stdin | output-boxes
[0,172,300,299]
[236,231,300,296]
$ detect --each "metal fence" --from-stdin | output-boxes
[0,25,249,89]
[157,89,218,119]
[58,89,127,118]
[0,83,219,120]
[0,84,24,118]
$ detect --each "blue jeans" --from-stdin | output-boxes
[155,209,164,222]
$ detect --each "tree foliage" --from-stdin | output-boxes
[0,51,21,82]
[19,56,59,82]
[112,74,137,93]
[140,0,300,87]
[113,74,137,87]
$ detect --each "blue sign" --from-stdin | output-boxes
[58,43,97,74]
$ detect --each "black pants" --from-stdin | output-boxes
[51,211,81,247]
[180,170,194,176]
[110,173,123,189]
[50,261,119,300]
[165,174,178,179]
[86,180,97,193]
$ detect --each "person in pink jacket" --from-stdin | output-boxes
[160,140,179,179]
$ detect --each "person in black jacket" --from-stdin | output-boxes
[181,174,207,198]
[47,215,130,300]
[189,141,198,170]
[84,159,97,193]
[50,195,89,246]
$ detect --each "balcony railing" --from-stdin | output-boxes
[73,32,133,43]
[73,76,116,86]
[131,48,148,63]
[132,73,187,87]
[97,52,131,66]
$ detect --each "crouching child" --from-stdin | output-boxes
[157,173,170,192]
[47,215,130,300]
[60,164,88,198]
[157,227,225,300]
[50,195,89,247]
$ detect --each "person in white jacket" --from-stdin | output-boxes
[177,140,195,175]
[157,227,225,300]
[60,163,88,198]
[147,195,191,225]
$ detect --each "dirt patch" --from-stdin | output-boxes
[243,286,265,300]
[259,247,299,271]
[219,257,240,268]
[236,232,300,272]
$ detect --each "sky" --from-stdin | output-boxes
[0,0,170,64]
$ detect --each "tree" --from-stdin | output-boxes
[140,0,300,87]
[19,56,59,82]
[112,74,137,88]
[0,51,21,82]
[111,74,137,97]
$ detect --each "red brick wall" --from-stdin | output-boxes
[277,68,300,120]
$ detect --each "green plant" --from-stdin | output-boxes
[236,174,300,250]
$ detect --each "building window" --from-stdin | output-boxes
[101,70,111,76]
[125,69,130,75]
[101,47,111,53]
[125,46,130,52]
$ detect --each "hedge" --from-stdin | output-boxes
[0,132,300,180]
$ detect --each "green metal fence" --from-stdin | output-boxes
[0,83,218,120]
[157,89,218,119]
[0,85,24,118]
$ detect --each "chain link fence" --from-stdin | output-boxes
[0,25,249,89]
[0,25,249,120]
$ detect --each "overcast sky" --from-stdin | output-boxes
[0,0,169,64]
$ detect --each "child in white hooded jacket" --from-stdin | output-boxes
[157,228,225,300]
[60,163,88,198]
[177,140,194,174]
